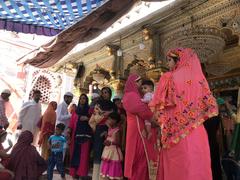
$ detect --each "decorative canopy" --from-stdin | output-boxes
[17,0,138,68]
[16,0,173,68]
[0,0,106,36]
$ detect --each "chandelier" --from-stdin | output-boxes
[162,27,226,63]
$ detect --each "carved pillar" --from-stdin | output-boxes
[79,81,90,94]
[146,28,168,82]
[150,28,160,65]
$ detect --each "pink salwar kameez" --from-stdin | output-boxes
[69,112,91,177]
[123,74,159,180]
[150,48,218,180]
[158,125,212,180]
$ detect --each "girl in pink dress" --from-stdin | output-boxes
[100,112,123,180]
[150,48,218,180]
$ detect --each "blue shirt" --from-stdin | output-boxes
[48,135,66,153]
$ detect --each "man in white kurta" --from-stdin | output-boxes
[56,92,73,133]
[18,90,42,145]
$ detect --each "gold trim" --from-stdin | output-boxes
[136,116,159,180]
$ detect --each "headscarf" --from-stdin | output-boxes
[124,74,141,96]
[76,94,90,116]
[74,94,92,144]
[150,48,218,148]
[38,101,57,145]
[11,131,33,154]
[7,131,47,179]
[99,86,118,112]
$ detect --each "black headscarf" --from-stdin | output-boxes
[71,94,92,167]
[99,87,117,112]
[74,94,92,144]
[76,94,90,117]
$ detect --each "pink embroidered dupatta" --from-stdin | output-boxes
[150,48,218,148]
[123,74,159,180]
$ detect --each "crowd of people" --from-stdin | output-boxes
[0,47,239,180]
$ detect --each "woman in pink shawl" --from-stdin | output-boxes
[7,130,47,180]
[123,74,159,180]
[150,48,218,180]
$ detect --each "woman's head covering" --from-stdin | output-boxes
[124,74,141,95]
[17,130,33,146]
[41,101,57,120]
[150,48,218,148]
[8,130,47,179]
[76,94,89,116]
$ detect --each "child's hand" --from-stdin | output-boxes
[104,140,111,146]
[142,129,147,138]
[147,132,152,140]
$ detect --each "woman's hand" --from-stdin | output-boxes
[103,111,113,117]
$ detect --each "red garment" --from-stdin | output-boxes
[7,131,47,180]
[123,74,159,180]
[150,48,218,148]
[0,171,12,180]
[0,141,12,180]
[98,116,108,126]
[0,143,9,167]
[69,112,91,177]
[38,101,57,145]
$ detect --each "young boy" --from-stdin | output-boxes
[47,123,66,180]
[141,80,154,139]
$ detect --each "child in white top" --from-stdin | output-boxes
[141,80,154,139]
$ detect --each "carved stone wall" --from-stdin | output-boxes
[56,0,240,91]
